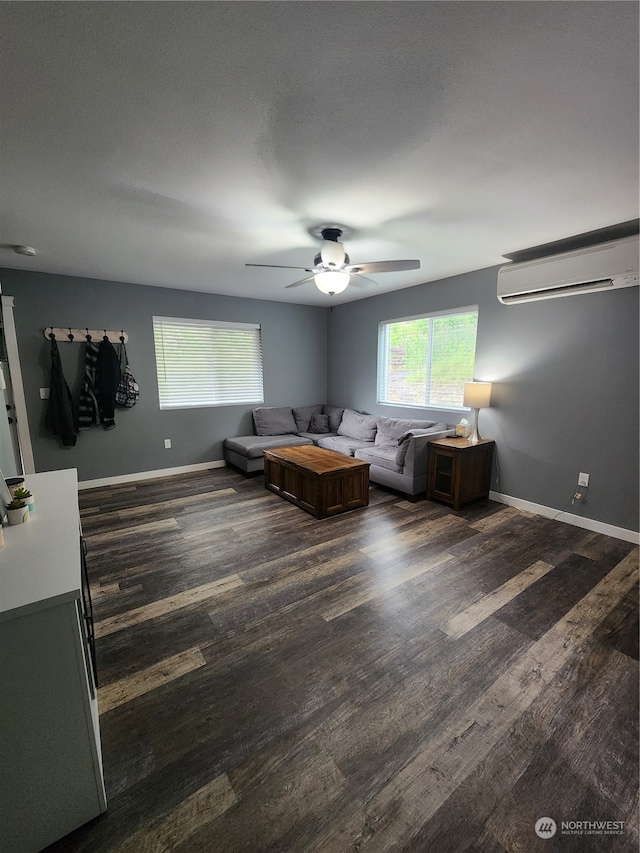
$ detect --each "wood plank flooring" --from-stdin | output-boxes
[41,468,638,853]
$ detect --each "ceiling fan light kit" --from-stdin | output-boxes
[314,270,350,295]
[245,225,420,297]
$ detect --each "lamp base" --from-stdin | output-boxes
[469,408,482,443]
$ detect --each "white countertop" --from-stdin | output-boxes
[0,469,82,621]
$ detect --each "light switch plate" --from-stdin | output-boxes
[39,388,50,399]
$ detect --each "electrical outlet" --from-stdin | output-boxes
[578,472,589,487]
[39,388,50,399]
[164,439,171,449]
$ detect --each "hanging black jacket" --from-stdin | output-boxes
[95,339,121,429]
[45,337,77,446]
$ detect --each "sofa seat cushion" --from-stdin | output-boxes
[253,407,298,436]
[292,404,324,432]
[295,431,338,444]
[316,435,374,456]
[338,409,378,441]
[374,416,438,446]
[224,434,312,459]
[354,445,402,474]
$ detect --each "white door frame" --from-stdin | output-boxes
[1,294,35,474]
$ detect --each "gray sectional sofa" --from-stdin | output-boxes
[223,404,455,497]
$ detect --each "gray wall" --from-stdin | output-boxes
[3,264,638,533]
[1,269,328,482]
[328,266,639,533]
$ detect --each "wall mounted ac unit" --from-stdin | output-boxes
[497,235,639,304]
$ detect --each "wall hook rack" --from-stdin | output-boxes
[43,328,128,344]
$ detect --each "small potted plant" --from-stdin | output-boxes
[7,498,30,525]
[12,486,34,513]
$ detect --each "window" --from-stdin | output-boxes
[378,306,478,408]
[152,316,264,410]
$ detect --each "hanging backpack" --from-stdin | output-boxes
[115,343,139,408]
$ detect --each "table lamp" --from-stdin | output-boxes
[463,382,492,443]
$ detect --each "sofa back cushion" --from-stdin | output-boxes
[338,409,377,442]
[322,405,345,433]
[292,404,324,432]
[253,406,297,436]
[375,417,436,447]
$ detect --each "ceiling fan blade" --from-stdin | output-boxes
[285,275,316,289]
[246,263,315,272]
[349,273,378,288]
[347,259,420,274]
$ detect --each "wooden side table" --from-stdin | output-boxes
[426,437,495,510]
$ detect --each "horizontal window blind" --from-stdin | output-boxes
[378,307,478,408]
[153,316,264,409]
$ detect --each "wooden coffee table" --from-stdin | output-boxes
[263,445,370,519]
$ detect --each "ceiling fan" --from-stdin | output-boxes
[246,227,420,295]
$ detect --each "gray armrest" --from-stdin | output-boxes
[399,429,455,477]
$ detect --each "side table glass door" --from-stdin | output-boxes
[427,438,495,510]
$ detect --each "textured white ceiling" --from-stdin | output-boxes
[0,2,638,305]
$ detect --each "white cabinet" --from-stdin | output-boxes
[0,469,107,853]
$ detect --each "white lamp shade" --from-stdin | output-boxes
[320,240,346,268]
[314,271,350,294]
[463,381,492,409]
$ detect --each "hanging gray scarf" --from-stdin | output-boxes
[78,340,100,430]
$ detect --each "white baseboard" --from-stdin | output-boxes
[78,460,226,490]
[489,490,639,545]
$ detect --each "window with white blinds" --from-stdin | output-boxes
[152,316,264,410]
[378,307,478,408]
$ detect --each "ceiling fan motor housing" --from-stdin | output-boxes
[314,250,350,269]
[318,228,348,268]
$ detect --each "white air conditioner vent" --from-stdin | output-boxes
[497,235,639,304]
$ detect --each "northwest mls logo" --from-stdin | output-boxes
[535,817,557,839]
[535,816,625,839]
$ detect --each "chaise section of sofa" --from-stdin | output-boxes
[223,433,312,473]
[223,405,455,496]
[223,406,318,473]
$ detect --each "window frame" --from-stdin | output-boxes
[377,305,479,411]
[152,315,264,411]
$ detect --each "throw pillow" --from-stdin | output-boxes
[308,413,330,434]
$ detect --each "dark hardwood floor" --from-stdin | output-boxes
[44,468,638,853]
